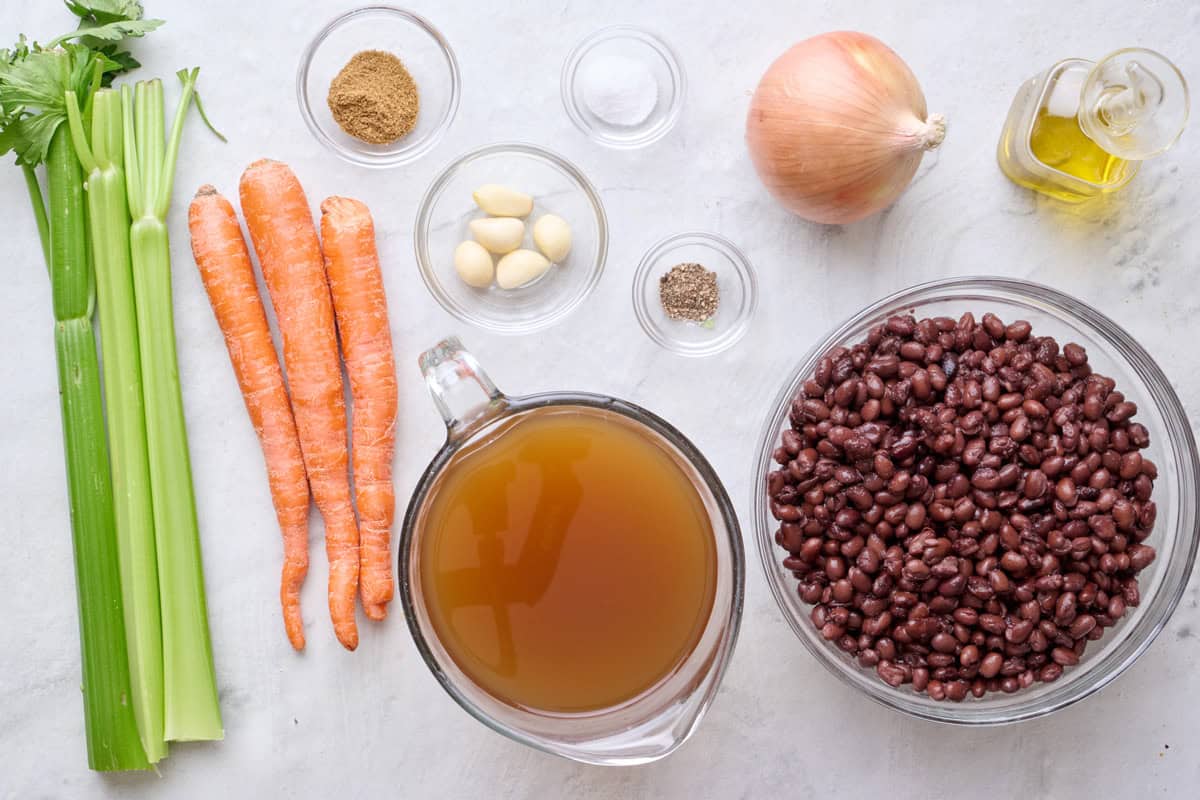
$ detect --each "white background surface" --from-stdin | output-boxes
[2,1,1199,797]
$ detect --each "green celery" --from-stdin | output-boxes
[21,164,50,268]
[3,4,165,771]
[122,73,223,742]
[67,87,166,764]
[47,123,151,772]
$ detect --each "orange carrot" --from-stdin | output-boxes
[239,160,359,651]
[320,197,397,620]
[188,185,311,651]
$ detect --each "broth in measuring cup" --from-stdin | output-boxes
[417,405,717,713]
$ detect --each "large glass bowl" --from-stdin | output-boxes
[752,277,1200,724]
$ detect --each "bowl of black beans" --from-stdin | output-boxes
[756,277,1200,723]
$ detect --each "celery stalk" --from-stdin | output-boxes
[22,165,50,269]
[122,74,223,742]
[67,88,167,764]
[46,124,150,772]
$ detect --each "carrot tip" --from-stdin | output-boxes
[363,603,387,621]
[195,184,218,197]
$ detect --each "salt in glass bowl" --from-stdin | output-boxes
[633,232,757,357]
[414,142,608,334]
[753,277,1200,724]
[297,6,460,168]
[561,26,685,149]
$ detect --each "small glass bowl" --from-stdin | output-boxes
[633,232,757,357]
[297,6,460,168]
[561,26,685,149]
[414,143,608,334]
[754,277,1200,725]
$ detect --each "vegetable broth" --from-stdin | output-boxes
[418,405,717,713]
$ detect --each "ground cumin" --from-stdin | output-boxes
[327,50,419,144]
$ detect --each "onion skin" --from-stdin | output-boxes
[746,31,945,225]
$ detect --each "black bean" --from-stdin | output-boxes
[1128,544,1156,571]
[773,316,1155,701]
[876,661,906,687]
[979,652,1004,678]
[1005,320,1032,342]
[932,633,958,654]
[1051,647,1079,666]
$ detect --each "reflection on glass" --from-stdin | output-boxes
[432,432,585,677]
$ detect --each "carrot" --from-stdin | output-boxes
[239,160,359,651]
[188,185,311,651]
[320,197,398,620]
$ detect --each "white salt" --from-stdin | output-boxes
[579,54,658,128]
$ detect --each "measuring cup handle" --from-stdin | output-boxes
[419,336,507,440]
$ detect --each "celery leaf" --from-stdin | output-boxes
[96,44,141,74]
[0,44,104,165]
[1,111,64,165]
[47,18,163,50]
[53,0,162,50]
[1,0,159,165]
[64,1,148,25]
[0,48,66,110]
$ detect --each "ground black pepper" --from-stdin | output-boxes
[659,262,719,322]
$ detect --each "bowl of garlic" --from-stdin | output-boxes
[415,142,608,334]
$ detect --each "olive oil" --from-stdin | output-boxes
[418,405,717,713]
[997,50,1187,203]
[1029,109,1126,186]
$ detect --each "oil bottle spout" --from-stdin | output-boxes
[1096,60,1165,136]
[1079,48,1189,160]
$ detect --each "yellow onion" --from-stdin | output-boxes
[746,31,945,224]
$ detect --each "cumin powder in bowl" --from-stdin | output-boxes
[327,50,419,144]
[297,7,460,168]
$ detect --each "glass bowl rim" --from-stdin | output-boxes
[751,275,1200,725]
[398,390,746,763]
[295,5,462,168]
[413,141,609,335]
[560,24,686,149]
[632,231,759,357]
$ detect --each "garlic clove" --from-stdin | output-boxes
[468,217,525,254]
[495,249,551,289]
[454,240,495,288]
[472,184,534,217]
[532,214,572,262]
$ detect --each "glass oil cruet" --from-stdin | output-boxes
[997,48,1189,202]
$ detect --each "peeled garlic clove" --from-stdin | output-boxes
[473,184,534,217]
[495,249,551,289]
[468,217,525,254]
[454,240,495,288]
[532,214,572,262]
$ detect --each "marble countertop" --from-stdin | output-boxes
[3,1,1199,797]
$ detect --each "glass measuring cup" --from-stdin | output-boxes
[399,337,744,765]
